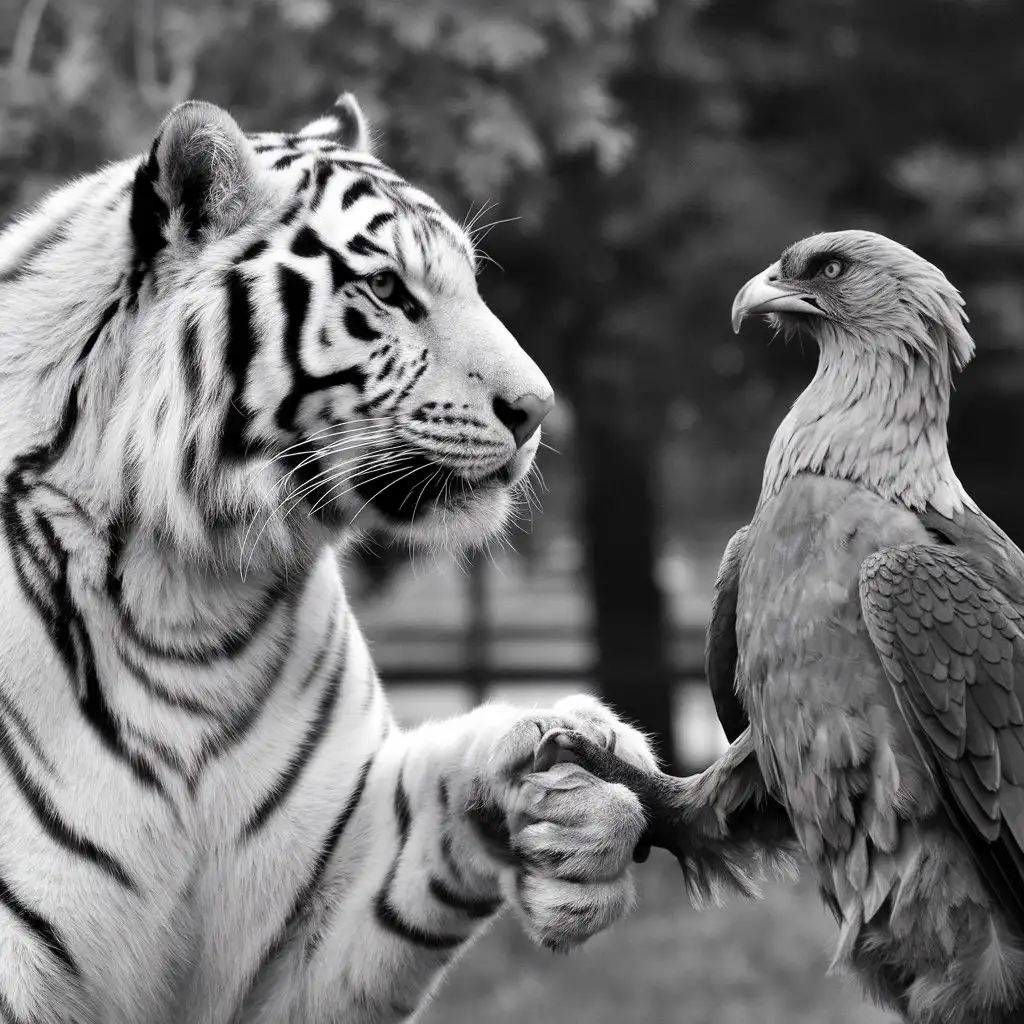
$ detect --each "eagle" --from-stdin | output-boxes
[541,231,1024,1024]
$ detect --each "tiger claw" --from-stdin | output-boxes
[533,728,584,774]
[534,728,696,865]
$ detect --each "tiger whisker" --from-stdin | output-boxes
[433,469,457,558]
[239,444,405,575]
[240,450,413,577]
[246,431,401,532]
[250,422,397,480]
[408,464,444,529]
[282,447,410,522]
[298,449,418,517]
[515,483,536,533]
[345,460,434,525]
[473,249,504,274]
[250,417,395,469]
[468,215,521,245]
[239,444,392,567]
[269,431,400,494]
[242,431,399,499]
[300,456,417,523]
[289,415,394,446]
[305,451,416,517]
[461,199,498,236]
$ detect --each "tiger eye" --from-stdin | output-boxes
[370,271,397,300]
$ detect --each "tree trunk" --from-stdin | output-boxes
[577,412,678,771]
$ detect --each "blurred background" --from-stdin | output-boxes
[4,0,1022,1019]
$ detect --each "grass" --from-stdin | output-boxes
[423,852,897,1024]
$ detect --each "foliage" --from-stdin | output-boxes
[0,0,650,212]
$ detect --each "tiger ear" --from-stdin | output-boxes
[298,92,372,154]
[132,100,261,255]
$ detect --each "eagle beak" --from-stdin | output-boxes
[731,263,823,334]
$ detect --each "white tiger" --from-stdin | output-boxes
[0,96,657,1024]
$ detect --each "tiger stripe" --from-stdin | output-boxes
[222,265,259,458]
[0,873,77,978]
[239,615,348,840]
[0,715,136,891]
[273,751,376,964]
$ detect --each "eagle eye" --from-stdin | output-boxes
[820,259,844,280]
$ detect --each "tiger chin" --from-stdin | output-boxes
[0,96,657,1024]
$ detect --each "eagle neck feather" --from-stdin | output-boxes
[760,322,976,517]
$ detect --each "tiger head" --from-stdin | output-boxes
[106,95,553,565]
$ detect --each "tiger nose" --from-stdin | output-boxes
[493,392,555,449]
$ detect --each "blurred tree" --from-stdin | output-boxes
[0,0,650,208]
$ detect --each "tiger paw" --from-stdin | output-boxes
[451,696,654,949]
[505,760,646,950]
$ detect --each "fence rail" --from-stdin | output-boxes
[380,665,706,683]
[358,555,725,767]
[372,625,726,768]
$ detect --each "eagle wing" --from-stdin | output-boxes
[920,503,1024,605]
[705,525,750,743]
[859,543,1024,931]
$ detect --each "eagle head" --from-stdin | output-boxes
[730,229,975,374]
[731,229,980,514]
